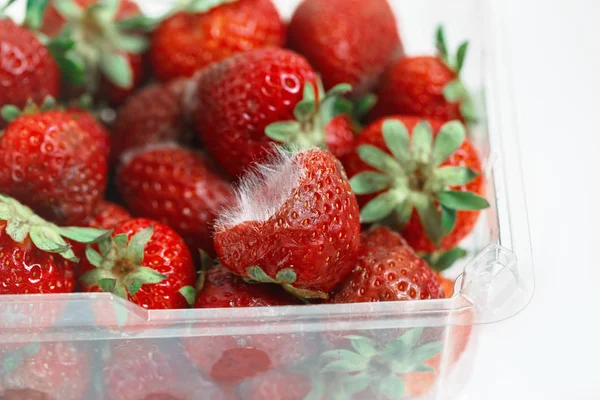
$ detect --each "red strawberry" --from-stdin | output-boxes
[150,0,285,82]
[214,148,360,299]
[182,332,311,386]
[436,273,456,298]
[80,218,196,309]
[66,108,111,157]
[194,256,299,308]
[117,146,232,255]
[372,27,476,123]
[324,115,359,159]
[0,106,109,226]
[102,340,223,400]
[0,19,59,122]
[84,201,131,230]
[239,370,311,400]
[0,342,90,400]
[39,0,148,103]
[287,0,402,96]
[332,227,444,303]
[181,255,308,384]
[111,80,192,166]
[342,116,487,255]
[0,194,108,295]
[193,47,356,177]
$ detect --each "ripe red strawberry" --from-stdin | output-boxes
[342,116,487,255]
[332,227,444,303]
[182,332,311,385]
[193,48,355,177]
[66,108,111,157]
[287,0,402,96]
[194,255,299,308]
[80,218,196,309]
[39,0,148,103]
[372,27,476,123]
[324,115,359,159]
[214,148,360,299]
[0,342,90,400]
[436,273,456,298]
[84,201,131,230]
[0,19,60,122]
[239,370,311,400]
[0,194,109,295]
[0,106,109,226]
[102,340,224,400]
[111,81,192,166]
[150,0,285,82]
[118,146,232,255]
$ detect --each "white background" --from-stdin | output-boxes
[458,0,600,399]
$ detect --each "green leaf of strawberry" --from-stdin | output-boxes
[351,119,488,248]
[264,78,353,151]
[436,25,477,122]
[0,194,109,262]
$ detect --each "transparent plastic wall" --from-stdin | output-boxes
[0,1,533,399]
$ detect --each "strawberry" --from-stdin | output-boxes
[182,332,311,385]
[182,253,310,384]
[239,370,311,400]
[150,0,285,82]
[331,226,444,303]
[0,342,90,400]
[0,19,59,122]
[39,0,148,103]
[213,148,361,299]
[65,108,111,157]
[321,228,471,398]
[324,114,360,159]
[0,194,109,295]
[79,218,196,309]
[372,27,476,123]
[0,103,109,226]
[287,0,402,96]
[101,340,223,400]
[436,272,456,298]
[342,116,488,256]
[313,327,446,399]
[111,81,192,166]
[83,200,131,230]
[193,47,355,177]
[117,146,232,255]
[193,253,299,308]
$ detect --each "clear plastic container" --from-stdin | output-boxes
[0,1,534,399]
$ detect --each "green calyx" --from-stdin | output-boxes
[308,328,443,399]
[265,78,353,151]
[1,343,41,375]
[0,194,109,262]
[421,247,468,272]
[246,265,329,300]
[350,119,489,247]
[47,0,150,91]
[1,96,58,124]
[436,25,477,123]
[182,0,238,13]
[80,226,170,300]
